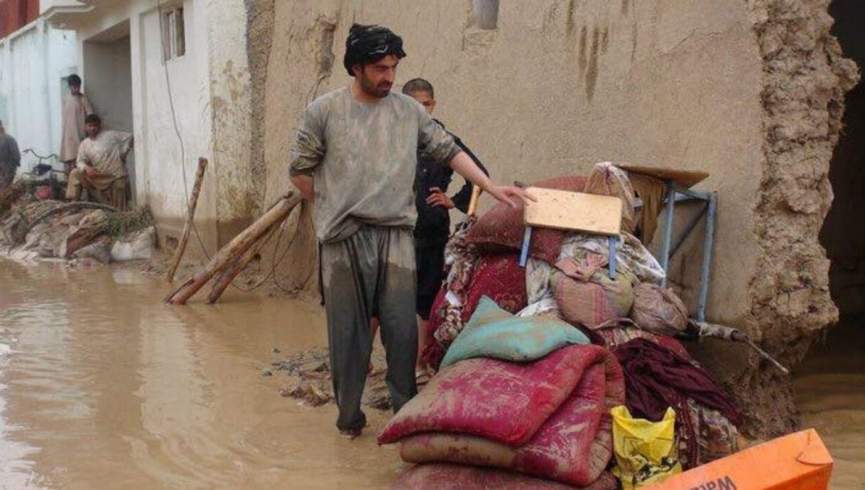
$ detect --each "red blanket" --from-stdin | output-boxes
[392,464,617,490]
[379,345,624,487]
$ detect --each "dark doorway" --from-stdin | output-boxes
[821,0,865,318]
[82,20,135,205]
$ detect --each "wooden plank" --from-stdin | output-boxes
[164,193,301,305]
[167,157,208,282]
[619,164,709,189]
[523,187,622,236]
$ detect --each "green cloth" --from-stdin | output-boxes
[440,296,590,368]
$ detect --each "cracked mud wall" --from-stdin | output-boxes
[245,0,274,215]
[738,0,857,435]
[247,0,857,435]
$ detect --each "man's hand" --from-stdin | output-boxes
[426,187,455,209]
[290,174,315,202]
[485,185,536,209]
[84,165,97,177]
[447,152,535,209]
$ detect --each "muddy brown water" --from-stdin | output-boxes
[0,259,403,489]
[794,319,865,489]
[0,258,862,488]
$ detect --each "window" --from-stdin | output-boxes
[472,0,499,30]
[161,7,186,61]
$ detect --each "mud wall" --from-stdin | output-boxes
[732,0,856,435]
[250,0,855,436]
[256,0,766,313]
[244,0,273,214]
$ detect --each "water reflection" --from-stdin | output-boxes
[0,259,403,489]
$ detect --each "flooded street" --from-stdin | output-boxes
[0,258,862,489]
[794,319,865,489]
[0,259,404,489]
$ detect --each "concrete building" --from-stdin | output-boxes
[244,0,862,436]
[45,0,256,252]
[0,0,78,171]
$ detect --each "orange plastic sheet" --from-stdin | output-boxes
[645,429,833,490]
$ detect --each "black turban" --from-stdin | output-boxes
[343,23,406,76]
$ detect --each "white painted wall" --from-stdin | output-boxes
[136,1,214,230]
[0,20,78,171]
[62,0,218,251]
[57,0,253,249]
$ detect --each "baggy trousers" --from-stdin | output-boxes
[66,168,128,210]
[320,225,418,431]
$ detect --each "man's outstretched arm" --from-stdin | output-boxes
[448,151,532,208]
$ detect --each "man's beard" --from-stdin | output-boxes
[359,73,392,98]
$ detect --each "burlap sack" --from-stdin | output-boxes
[630,283,689,335]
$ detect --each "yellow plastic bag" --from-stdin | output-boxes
[611,405,682,489]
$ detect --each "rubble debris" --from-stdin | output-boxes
[73,236,112,264]
[284,383,332,407]
[0,180,26,217]
[271,348,426,411]
[0,189,154,265]
[111,226,156,262]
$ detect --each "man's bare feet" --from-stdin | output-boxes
[339,427,362,439]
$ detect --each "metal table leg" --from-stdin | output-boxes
[659,180,676,287]
[519,226,533,267]
[696,192,717,322]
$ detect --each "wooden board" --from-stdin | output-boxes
[619,164,709,189]
[646,429,832,490]
[523,187,622,236]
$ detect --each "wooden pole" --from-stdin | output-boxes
[206,243,261,304]
[467,185,482,217]
[167,157,208,282]
[164,193,301,305]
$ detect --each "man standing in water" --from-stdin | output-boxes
[289,24,529,438]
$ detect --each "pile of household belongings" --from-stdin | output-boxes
[0,182,155,263]
[380,163,742,489]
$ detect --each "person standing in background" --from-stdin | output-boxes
[60,74,94,172]
[0,120,21,191]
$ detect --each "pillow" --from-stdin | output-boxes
[466,176,587,264]
[630,283,689,336]
[424,254,528,369]
[440,296,589,368]
[554,270,637,329]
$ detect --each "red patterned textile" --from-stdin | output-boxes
[423,254,527,369]
[391,464,616,490]
[379,345,624,487]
